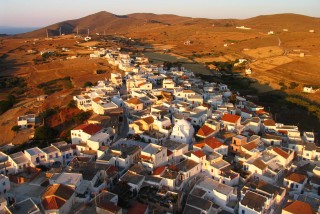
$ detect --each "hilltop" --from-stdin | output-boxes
[20,11,320,38]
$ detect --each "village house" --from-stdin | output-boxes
[0,175,10,196]
[170,119,195,144]
[239,190,269,214]
[119,170,145,193]
[94,190,122,214]
[282,200,315,214]
[221,113,242,133]
[162,140,188,164]
[284,172,307,194]
[41,184,75,214]
[140,143,168,171]
[194,177,238,213]
[98,144,141,171]
[71,124,102,145]
[125,97,144,111]
[17,114,36,129]
[42,145,62,166]
[50,172,83,189]
[9,151,33,173]
[196,119,220,139]
[271,147,294,167]
[24,147,47,166]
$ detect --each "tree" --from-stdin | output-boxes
[83,81,93,88]
[67,100,76,108]
[11,125,20,133]
[34,126,57,140]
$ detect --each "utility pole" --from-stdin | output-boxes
[76,26,79,36]
[46,29,49,38]
[59,27,61,36]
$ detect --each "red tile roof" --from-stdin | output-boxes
[242,142,258,151]
[197,125,215,138]
[194,137,223,150]
[283,200,314,214]
[273,147,289,159]
[74,124,102,135]
[192,150,206,158]
[167,150,173,157]
[140,154,152,161]
[42,196,65,210]
[264,119,276,126]
[142,116,154,125]
[222,114,240,124]
[285,172,307,184]
[127,202,148,214]
[98,201,122,213]
[126,97,143,105]
[153,166,166,175]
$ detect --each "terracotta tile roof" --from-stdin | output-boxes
[252,159,267,170]
[283,200,314,214]
[98,201,122,213]
[194,137,223,150]
[42,184,74,200]
[92,97,101,102]
[278,130,288,135]
[138,82,148,87]
[273,147,289,159]
[221,114,240,124]
[126,97,143,105]
[183,90,194,93]
[140,154,152,161]
[192,150,206,158]
[264,119,276,126]
[167,150,173,157]
[241,191,267,212]
[153,166,166,175]
[197,125,215,138]
[242,142,258,151]
[42,196,65,210]
[74,124,102,135]
[256,109,267,115]
[142,116,154,125]
[127,202,148,214]
[285,172,307,184]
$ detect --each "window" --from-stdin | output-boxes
[2,182,5,186]
[241,210,245,214]
[49,155,52,159]
[56,153,58,158]
[296,184,298,188]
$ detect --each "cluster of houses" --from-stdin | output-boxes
[1,49,320,214]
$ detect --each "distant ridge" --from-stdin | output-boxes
[19,11,320,38]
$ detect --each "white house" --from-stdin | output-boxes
[284,172,307,194]
[41,184,75,214]
[9,151,33,173]
[24,147,47,166]
[17,114,36,129]
[239,190,269,214]
[140,143,167,171]
[0,175,10,196]
[170,119,195,144]
[42,145,62,166]
[71,124,102,144]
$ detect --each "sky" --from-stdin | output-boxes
[1,0,319,27]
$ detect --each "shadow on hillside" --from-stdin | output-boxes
[0,54,25,76]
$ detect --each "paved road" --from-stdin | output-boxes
[115,113,129,141]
